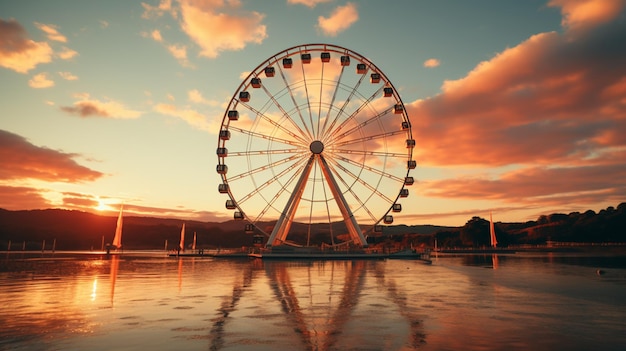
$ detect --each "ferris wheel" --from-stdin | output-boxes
[217,43,415,248]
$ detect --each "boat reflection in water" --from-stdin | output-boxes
[109,254,119,306]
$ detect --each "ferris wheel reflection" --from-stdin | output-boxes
[207,260,426,350]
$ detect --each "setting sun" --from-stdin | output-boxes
[95,198,111,212]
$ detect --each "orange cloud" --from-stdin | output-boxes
[153,102,213,131]
[166,43,193,67]
[288,0,333,7]
[402,4,626,219]
[61,192,100,209]
[418,161,626,209]
[0,129,103,183]
[61,94,142,118]
[151,29,163,42]
[423,58,440,68]
[549,0,626,33]
[141,0,177,19]
[188,89,221,106]
[28,72,55,88]
[0,19,53,73]
[317,2,358,36]
[179,0,267,58]
[408,13,626,168]
[34,22,67,42]
[58,47,78,60]
[0,185,52,210]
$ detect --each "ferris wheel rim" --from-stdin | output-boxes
[217,43,415,244]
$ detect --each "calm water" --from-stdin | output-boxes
[1,251,625,351]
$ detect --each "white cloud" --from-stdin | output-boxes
[59,71,78,80]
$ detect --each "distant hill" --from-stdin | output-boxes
[0,209,252,250]
[0,202,624,250]
[428,203,626,248]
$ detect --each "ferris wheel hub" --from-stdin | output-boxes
[309,140,324,154]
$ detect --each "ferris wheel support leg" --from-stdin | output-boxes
[267,155,315,247]
[318,155,368,247]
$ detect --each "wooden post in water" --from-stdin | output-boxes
[164,239,168,252]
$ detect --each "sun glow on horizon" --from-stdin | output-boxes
[95,197,115,212]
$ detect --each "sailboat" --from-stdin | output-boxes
[490,212,501,268]
[178,223,185,252]
[489,211,497,248]
[192,231,197,251]
[107,205,123,253]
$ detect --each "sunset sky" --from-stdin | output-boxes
[1,0,625,226]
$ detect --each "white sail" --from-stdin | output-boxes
[112,205,123,249]
[179,223,185,251]
[489,211,497,247]
[192,231,197,251]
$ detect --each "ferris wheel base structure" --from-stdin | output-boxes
[249,246,432,262]
[216,44,416,250]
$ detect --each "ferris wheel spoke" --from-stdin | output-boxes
[329,158,395,206]
[325,160,379,222]
[237,100,309,145]
[324,103,393,145]
[258,83,312,143]
[253,159,308,225]
[305,161,319,246]
[333,154,405,183]
[228,125,305,148]
[332,129,407,148]
[228,148,305,157]
[227,153,305,182]
[277,65,314,141]
[300,58,314,137]
[320,68,368,139]
[235,154,308,206]
[322,84,386,144]
[318,161,335,245]
[328,108,394,145]
[332,148,407,160]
